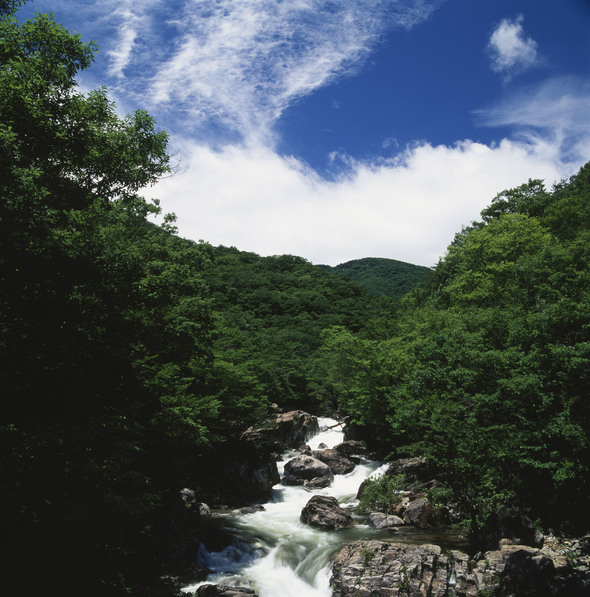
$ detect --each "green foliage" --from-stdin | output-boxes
[0,6,216,595]
[323,163,590,539]
[203,246,374,416]
[319,257,433,298]
[356,474,406,515]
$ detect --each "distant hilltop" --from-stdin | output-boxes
[317,257,432,298]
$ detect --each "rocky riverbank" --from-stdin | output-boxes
[331,537,590,596]
[176,411,590,596]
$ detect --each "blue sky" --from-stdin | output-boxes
[19,0,590,266]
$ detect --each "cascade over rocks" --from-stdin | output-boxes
[300,495,354,530]
[282,453,334,487]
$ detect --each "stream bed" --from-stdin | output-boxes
[183,417,467,596]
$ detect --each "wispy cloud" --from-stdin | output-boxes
[144,0,441,144]
[475,76,590,169]
[105,0,163,78]
[487,14,539,80]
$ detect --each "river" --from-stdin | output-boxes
[183,417,466,596]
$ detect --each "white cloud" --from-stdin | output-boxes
[488,14,539,80]
[148,135,569,268]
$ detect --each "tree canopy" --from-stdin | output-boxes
[322,165,590,539]
[1,5,217,594]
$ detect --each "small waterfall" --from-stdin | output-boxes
[183,417,386,596]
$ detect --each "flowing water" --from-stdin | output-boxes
[183,417,466,596]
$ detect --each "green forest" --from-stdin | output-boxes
[1,3,589,595]
[319,257,432,298]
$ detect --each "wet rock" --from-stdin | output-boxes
[195,585,258,596]
[300,495,354,530]
[238,505,265,514]
[312,448,356,475]
[282,454,334,487]
[241,410,319,453]
[332,440,369,463]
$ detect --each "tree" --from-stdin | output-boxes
[0,4,215,594]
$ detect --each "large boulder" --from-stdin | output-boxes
[312,448,356,475]
[282,454,334,488]
[481,505,544,551]
[402,497,438,528]
[386,456,437,486]
[331,440,369,463]
[300,495,354,530]
[241,410,319,454]
[220,445,280,504]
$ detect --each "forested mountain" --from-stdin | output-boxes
[1,3,589,595]
[318,257,432,298]
[203,246,379,418]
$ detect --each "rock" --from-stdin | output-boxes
[300,475,333,488]
[312,448,356,475]
[331,538,590,597]
[481,505,544,551]
[386,456,436,486]
[225,449,280,504]
[403,497,434,528]
[498,546,556,596]
[331,540,449,596]
[195,585,257,596]
[300,495,354,530]
[368,512,405,529]
[238,505,265,514]
[282,454,334,487]
[180,487,197,505]
[241,410,319,454]
[332,440,369,463]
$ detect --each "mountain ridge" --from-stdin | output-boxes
[317,256,433,298]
